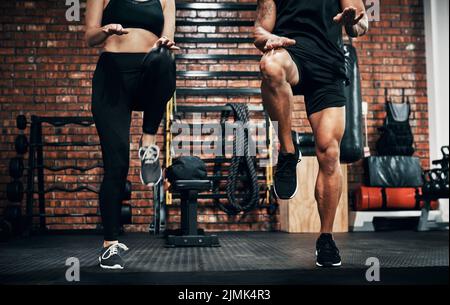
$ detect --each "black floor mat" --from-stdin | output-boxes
[0,231,448,285]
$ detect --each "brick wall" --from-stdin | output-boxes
[0,0,429,232]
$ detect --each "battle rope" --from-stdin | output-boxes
[214,103,260,215]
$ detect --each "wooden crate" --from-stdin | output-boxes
[279,157,349,233]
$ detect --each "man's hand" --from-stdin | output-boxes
[334,5,368,37]
[264,35,296,52]
[333,6,364,26]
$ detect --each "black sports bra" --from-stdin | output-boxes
[101,0,164,36]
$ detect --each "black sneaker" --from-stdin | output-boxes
[274,146,302,199]
[138,139,162,186]
[316,234,342,268]
[99,243,129,270]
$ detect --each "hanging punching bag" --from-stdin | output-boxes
[340,43,364,164]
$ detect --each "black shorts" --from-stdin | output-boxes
[284,46,348,117]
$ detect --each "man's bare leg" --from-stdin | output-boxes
[260,49,300,154]
[309,107,346,233]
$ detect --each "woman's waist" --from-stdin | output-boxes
[97,51,147,73]
[103,28,159,54]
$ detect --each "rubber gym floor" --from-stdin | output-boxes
[0,231,448,285]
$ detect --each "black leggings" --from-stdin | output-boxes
[91,51,174,241]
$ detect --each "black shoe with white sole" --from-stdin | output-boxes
[138,139,162,187]
[274,146,302,200]
[316,234,342,268]
[99,243,129,270]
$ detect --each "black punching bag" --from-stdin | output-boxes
[340,44,364,164]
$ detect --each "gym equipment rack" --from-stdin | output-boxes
[15,116,132,234]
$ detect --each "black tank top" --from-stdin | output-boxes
[273,0,346,78]
[101,0,164,36]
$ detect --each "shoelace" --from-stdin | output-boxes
[102,243,129,260]
[139,144,160,165]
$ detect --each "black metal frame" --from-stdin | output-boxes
[416,151,449,231]
[416,192,449,232]
[24,116,119,233]
[149,181,166,235]
[166,180,220,247]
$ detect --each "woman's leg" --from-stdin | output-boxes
[139,48,176,141]
[96,114,130,245]
[138,103,166,186]
[92,57,132,245]
[138,48,176,185]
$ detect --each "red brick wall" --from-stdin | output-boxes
[0,0,429,232]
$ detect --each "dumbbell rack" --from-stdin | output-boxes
[26,116,99,232]
[11,115,132,234]
[416,146,449,231]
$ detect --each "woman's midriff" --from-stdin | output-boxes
[102,28,159,53]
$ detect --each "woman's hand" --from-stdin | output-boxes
[153,36,180,51]
[102,24,129,36]
[264,35,296,52]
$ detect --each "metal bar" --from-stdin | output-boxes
[172,122,267,130]
[176,37,253,44]
[176,54,260,61]
[40,142,100,147]
[36,121,46,231]
[177,3,256,10]
[25,117,38,233]
[152,183,160,234]
[172,193,267,200]
[176,104,264,113]
[43,164,103,172]
[177,20,254,27]
[177,88,261,96]
[31,213,100,218]
[34,116,94,126]
[177,71,259,78]
[44,185,99,194]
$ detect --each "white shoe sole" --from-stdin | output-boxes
[315,250,342,267]
[316,261,342,267]
[274,152,302,200]
[140,168,162,187]
[98,257,124,270]
[99,264,124,270]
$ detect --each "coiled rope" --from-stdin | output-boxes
[214,103,260,215]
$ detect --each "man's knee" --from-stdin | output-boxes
[316,142,341,176]
[260,54,286,85]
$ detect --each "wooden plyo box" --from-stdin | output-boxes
[278,157,349,233]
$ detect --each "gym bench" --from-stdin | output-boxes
[165,180,220,247]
